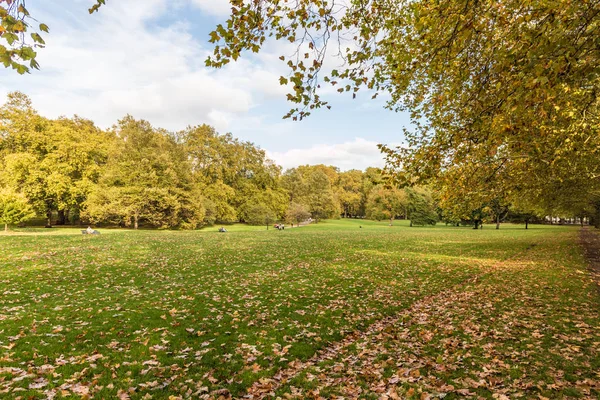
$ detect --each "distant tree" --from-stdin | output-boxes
[0,188,34,231]
[406,188,438,227]
[488,198,510,230]
[336,169,363,218]
[84,116,205,229]
[305,170,338,222]
[202,181,237,224]
[243,203,276,227]
[0,93,109,226]
[181,124,286,223]
[285,202,311,226]
[366,185,407,226]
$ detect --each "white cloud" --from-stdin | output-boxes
[0,0,282,130]
[267,138,387,171]
[189,0,231,17]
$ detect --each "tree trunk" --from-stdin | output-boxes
[526,219,529,229]
[134,214,139,230]
[496,214,500,230]
[389,216,394,226]
[410,219,413,227]
[4,223,7,232]
[57,209,66,225]
[473,220,479,230]
[45,208,52,228]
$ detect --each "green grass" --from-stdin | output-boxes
[0,220,598,399]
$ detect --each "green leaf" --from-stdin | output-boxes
[15,63,28,74]
[31,33,45,45]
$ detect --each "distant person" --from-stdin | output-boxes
[218,227,227,233]
[83,226,100,235]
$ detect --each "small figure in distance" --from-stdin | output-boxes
[83,226,100,235]
[360,225,362,229]
[218,227,227,233]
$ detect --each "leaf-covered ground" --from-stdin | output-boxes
[1,220,599,399]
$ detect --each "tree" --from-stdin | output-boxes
[305,170,338,222]
[180,124,287,223]
[366,185,407,226]
[281,165,339,222]
[12,1,597,223]
[0,188,34,231]
[243,202,276,228]
[203,0,600,221]
[336,170,364,218]
[84,116,206,229]
[405,187,438,227]
[1,93,110,227]
[285,202,311,226]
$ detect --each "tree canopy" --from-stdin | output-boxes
[3,1,599,222]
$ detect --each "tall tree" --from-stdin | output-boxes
[84,116,205,229]
[336,169,364,218]
[0,93,109,226]
[181,124,287,223]
[405,187,438,227]
[305,169,338,222]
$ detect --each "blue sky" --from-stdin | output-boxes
[0,0,412,170]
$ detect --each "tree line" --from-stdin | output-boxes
[0,92,440,230]
[1,92,593,232]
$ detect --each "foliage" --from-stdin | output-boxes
[180,124,287,223]
[365,185,407,225]
[242,202,276,226]
[0,0,48,74]
[0,187,34,230]
[0,92,109,226]
[406,187,438,226]
[281,165,339,221]
[336,169,363,218]
[202,0,600,221]
[285,202,311,225]
[83,116,206,229]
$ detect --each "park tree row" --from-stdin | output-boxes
[1,92,593,231]
[0,92,439,230]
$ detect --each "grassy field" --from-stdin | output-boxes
[0,220,599,399]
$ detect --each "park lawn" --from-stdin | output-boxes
[0,221,598,399]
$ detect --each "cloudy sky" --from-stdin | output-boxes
[0,0,412,171]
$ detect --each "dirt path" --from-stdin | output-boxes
[579,226,600,287]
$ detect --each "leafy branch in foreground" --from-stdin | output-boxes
[0,0,48,74]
